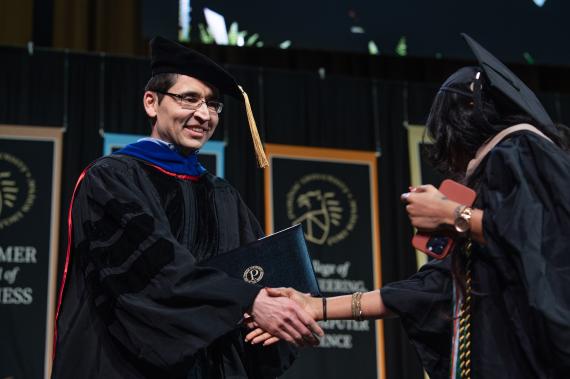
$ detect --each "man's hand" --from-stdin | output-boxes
[248,288,324,347]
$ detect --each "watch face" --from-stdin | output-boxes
[455,218,470,233]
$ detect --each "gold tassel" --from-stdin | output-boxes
[239,85,269,168]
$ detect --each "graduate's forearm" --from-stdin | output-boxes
[245,289,396,346]
[315,290,395,321]
[468,209,485,244]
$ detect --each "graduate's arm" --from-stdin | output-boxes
[402,185,485,244]
[264,289,395,321]
[245,288,394,345]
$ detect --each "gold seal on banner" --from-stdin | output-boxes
[0,153,36,230]
[286,173,358,246]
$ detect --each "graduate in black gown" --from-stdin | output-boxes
[51,37,323,379]
[246,35,570,379]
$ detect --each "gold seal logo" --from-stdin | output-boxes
[286,173,358,246]
[243,266,265,284]
[0,153,36,230]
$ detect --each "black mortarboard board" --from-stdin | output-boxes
[149,36,268,167]
[151,36,242,100]
[461,33,554,128]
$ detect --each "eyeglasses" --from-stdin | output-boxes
[156,91,224,114]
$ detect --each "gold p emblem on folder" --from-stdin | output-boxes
[243,266,264,284]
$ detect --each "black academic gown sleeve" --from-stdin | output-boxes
[380,259,453,378]
[57,158,265,376]
[479,132,570,373]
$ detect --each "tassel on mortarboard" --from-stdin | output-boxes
[239,85,268,168]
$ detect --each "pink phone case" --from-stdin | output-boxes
[411,179,477,260]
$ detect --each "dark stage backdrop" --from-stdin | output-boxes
[1,44,569,379]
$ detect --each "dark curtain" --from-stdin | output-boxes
[102,55,151,134]
[375,81,425,378]
[1,45,570,379]
[0,47,64,125]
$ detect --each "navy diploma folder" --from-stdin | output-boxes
[200,224,321,296]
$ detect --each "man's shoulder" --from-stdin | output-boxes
[86,154,142,176]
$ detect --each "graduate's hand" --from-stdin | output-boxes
[245,288,323,346]
[243,313,279,346]
[250,288,324,347]
[244,327,280,347]
[401,185,458,231]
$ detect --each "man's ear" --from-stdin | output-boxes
[143,91,158,118]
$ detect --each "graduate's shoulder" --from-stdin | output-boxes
[482,130,570,191]
[486,130,569,168]
[493,130,562,155]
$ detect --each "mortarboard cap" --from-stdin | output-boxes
[149,36,268,167]
[438,66,481,97]
[461,33,554,128]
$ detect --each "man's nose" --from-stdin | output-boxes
[193,101,211,121]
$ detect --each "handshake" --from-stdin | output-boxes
[244,287,385,347]
[245,287,326,347]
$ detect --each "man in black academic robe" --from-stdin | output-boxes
[51,37,322,378]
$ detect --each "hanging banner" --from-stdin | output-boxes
[0,125,63,379]
[103,132,226,177]
[264,144,385,379]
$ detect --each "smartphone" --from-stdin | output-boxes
[411,179,477,260]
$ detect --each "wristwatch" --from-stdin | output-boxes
[454,205,473,234]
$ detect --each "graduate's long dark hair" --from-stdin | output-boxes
[424,66,566,178]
